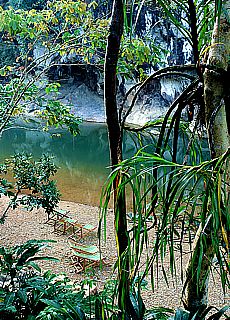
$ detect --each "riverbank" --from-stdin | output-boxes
[0,197,229,312]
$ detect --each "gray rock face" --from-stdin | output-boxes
[125,78,169,125]
[54,73,190,126]
[58,82,105,123]
[126,95,170,125]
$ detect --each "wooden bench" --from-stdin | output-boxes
[68,240,104,273]
[52,211,97,238]
[45,208,70,225]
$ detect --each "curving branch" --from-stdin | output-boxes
[120,64,197,128]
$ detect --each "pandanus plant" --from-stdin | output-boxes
[103,0,229,318]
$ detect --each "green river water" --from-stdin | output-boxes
[0,122,209,207]
[0,122,136,206]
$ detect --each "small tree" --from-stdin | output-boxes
[0,153,60,223]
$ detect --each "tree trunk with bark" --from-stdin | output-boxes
[104,0,132,317]
[104,0,123,169]
[204,1,230,158]
[184,0,230,314]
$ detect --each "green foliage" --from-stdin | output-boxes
[155,0,225,61]
[0,78,82,136]
[0,239,57,280]
[0,240,121,320]
[38,99,82,136]
[38,278,117,320]
[119,37,166,79]
[101,142,229,289]
[0,240,59,319]
[0,2,94,59]
[101,56,229,314]
[0,153,60,223]
[0,0,164,77]
[0,240,84,320]
[171,306,230,320]
[156,0,218,55]
[143,308,174,320]
[0,1,91,39]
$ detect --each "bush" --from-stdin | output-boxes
[0,240,118,319]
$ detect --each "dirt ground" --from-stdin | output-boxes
[0,196,229,313]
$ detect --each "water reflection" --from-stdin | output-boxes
[0,122,114,206]
[0,122,209,206]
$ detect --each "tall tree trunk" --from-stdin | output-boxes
[204,1,230,158]
[184,0,230,314]
[188,0,199,65]
[104,1,132,317]
[104,0,123,169]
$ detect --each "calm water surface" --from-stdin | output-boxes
[0,122,116,206]
[0,122,208,206]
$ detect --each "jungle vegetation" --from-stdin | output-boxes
[0,0,229,319]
